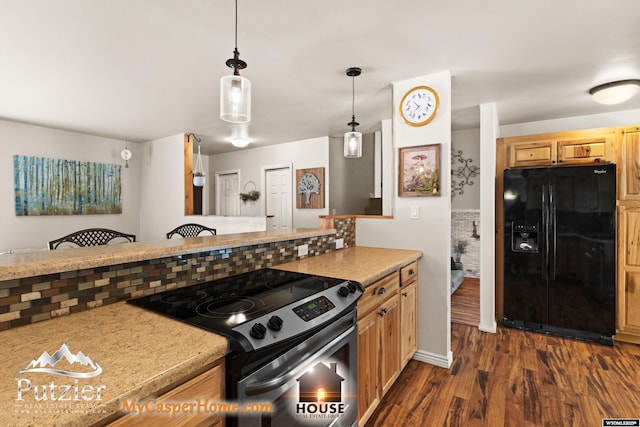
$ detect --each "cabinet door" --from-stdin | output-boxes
[357,309,380,426]
[400,281,418,368]
[379,293,401,396]
[619,130,640,201]
[616,206,640,344]
[557,136,611,165]
[507,140,556,168]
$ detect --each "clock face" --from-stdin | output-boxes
[120,148,132,161]
[399,86,439,126]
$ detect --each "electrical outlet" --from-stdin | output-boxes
[297,244,309,257]
[335,238,344,249]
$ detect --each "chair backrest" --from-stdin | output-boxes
[166,223,217,239]
[48,228,136,250]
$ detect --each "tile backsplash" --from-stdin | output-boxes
[0,233,339,331]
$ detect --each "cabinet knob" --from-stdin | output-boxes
[402,292,408,297]
[408,269,415,275]
[378,287,386,295]
[378,308,388,317]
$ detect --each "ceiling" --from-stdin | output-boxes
[1,1,639,155]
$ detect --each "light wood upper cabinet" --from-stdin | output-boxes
[508,140,557,167]
[619,129,640,201]
[502,128,616,169]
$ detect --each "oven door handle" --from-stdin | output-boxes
[243,317,355,396]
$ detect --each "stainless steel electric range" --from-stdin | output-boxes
[128,267,363,427]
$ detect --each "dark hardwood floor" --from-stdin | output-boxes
[365,323,640,426]
[451,277,480,326]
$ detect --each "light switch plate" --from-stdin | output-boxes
[410,205,420,219]
[335,238,344,249]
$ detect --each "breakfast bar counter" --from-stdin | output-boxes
[0,228,335,281]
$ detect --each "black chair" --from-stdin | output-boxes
[166,223,217,239]
[48,228,136,250]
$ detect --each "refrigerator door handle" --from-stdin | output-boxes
[549,183,556,280]
[542,184,549,280]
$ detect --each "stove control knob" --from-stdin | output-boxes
[347,282,357,293]
[267,315,284,331]
[338,286,350,297]
[250,323,267,339]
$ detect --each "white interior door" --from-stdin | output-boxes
[265,167,292,230]
[216,171,240,216]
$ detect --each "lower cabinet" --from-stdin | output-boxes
[108,359,225,427]
[357,263,418,426]
[400,280,418,368]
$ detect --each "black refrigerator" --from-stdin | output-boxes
[503,163,616,345]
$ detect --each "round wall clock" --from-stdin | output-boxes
[399,85,439,127]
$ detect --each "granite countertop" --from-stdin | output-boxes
[0,301,227,427]
[0,246,421,426]
[0,228,335,281]
[275,246,422,287]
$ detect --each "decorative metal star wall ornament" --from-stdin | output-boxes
[451,149,480,196]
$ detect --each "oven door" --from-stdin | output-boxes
[231,310,357,427]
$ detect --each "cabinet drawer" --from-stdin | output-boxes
[358,272,399,317]
[400,262,418,287]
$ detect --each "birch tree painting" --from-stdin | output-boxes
[13,155,122,215]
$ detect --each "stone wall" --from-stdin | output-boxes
[451,210,480,278]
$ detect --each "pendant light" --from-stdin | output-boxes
[220,0,251,124]
[344,67,362,158]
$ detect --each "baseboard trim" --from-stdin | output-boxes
[413,349,452,368]
[479,320,497,333]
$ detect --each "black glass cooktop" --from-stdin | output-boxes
[127,268,348,334]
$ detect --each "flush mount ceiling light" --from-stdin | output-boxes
[589,79,640,105]
[344,67,362,158]
[220,0,251,123]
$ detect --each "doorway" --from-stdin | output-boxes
[264,166,292,230]
[216,170,240,216]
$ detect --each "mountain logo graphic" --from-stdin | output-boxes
[19,343,102,378]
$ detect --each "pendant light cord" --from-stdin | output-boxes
[234,0,238,50]
[352,76,355,121]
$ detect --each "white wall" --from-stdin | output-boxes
[138,134,265,242]
[500,108,640,136]
[208,137,330,228]
[0,119,141,252]
[451,128,480,210]
[357,70,453,368]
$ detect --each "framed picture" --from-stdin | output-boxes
[296,167,325,208]
[398,144,441,197]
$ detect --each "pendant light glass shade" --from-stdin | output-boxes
[344,67,362,158]
[344,131,362,158]
[220,75,251,123]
